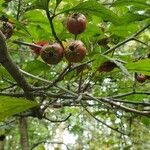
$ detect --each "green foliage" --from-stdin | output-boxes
[28,0,50,10]
[112,0,150,8]
[63,0,121,24]
[0,96,38,122]
[23,60,50,75]
[0,0,150,149]
[126,59,150,75]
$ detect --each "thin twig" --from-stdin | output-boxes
[16,0,22,21]
[80,100,128,135]
[133,38,149,47]
[103,24,150,55]
[45,9,64,48]
[44,113,72,123]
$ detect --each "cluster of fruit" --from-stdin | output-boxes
[31,13,87,64]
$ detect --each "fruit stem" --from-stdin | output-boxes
[45,9,64,49]
[74,34,77,40]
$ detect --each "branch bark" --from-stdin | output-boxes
[0,31,32,93]
[0,31,33,150]
[102,24,150,55]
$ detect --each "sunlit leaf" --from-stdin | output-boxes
[0,96,38,122]
[126,59,150,75]
[60,0,121,24]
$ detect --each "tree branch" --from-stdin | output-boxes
[0,31,32,93]
[44,113,72,123]
[19,117,29,150]
[103,24,150,55]
[80,100,128,135]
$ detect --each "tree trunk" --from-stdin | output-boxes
[0,135,5,150]
[19,117,29,150]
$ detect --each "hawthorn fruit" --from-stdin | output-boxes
[66,13,86,35]
[135,74,147,83]
[40,43,64,65]
[65,40,86,63]
[98,61,117,72]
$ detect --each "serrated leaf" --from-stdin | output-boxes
[119,12,149,24]
[126,59,150,75]
[0,96,38,122]
[23,10,48,24]
[61,0,121,24]
[112,0,150,8]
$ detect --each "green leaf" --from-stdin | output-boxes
[61,0,121,24]
[23,60,50,75]
[141,116,150,126]
[27,0,50,11]
[112,0,150,8]
[0,96,38,122]
[119,12,149,24]
[126,59,150,75]
[108,23,139,37]
[23,10,48,24]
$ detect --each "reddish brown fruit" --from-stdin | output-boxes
[98,61,117,72]
[31,41,49,55]
[40,43,64,65]
[136,74,147,83]
[66,13,86,35]
[65,40,86,63]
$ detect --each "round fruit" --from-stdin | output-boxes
[65,40,86,63]
[136,74,147,83]
[40,43,64,65]
[66,13,86,35]
[98,61,117,72]
[31,41,49,55]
